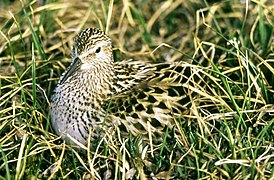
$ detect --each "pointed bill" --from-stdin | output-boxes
[60,57,82,84]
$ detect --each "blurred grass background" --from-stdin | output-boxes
[0,0,273,179]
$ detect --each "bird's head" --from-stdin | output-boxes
[60,28,113,84]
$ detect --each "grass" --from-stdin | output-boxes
[0,0,273,179]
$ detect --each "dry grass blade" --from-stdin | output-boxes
[0,0,273,179]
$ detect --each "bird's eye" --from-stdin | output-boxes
[95,47,101,53]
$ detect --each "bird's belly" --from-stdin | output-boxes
[50,91,105,145]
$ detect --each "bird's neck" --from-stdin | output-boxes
[88,59,115,100]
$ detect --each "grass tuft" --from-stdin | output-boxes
[0,0,273,179]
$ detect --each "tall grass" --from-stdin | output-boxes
[0,0,273,179]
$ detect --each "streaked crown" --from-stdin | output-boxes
[71,28,112,60]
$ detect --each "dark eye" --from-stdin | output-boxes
[95,47,101,53]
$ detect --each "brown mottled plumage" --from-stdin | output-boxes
[50,28,191,145]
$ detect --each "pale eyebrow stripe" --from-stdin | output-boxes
[78,41,108,59]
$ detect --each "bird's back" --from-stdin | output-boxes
[105,59,194,140]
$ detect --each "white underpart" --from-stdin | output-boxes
[81,63,93,70]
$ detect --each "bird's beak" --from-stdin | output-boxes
[60,57,82,84]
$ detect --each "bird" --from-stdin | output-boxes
[50,27,193,146]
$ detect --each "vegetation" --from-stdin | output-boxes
[0,0,273,179]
